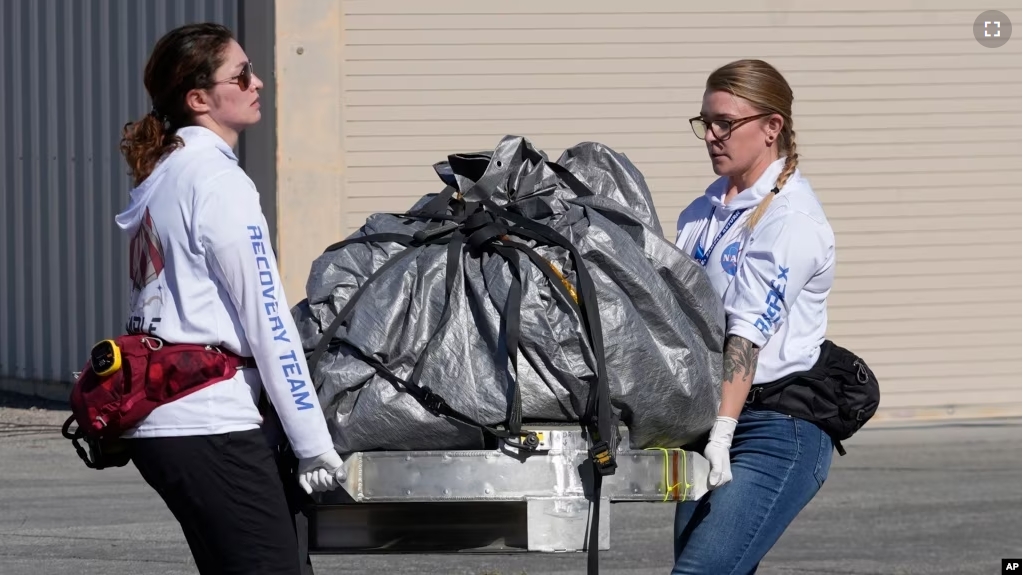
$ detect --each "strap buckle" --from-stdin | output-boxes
[589,440,617,476]
[419,386,448,416]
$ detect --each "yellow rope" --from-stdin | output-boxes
[644,447,692,502]
[545,261,579,304]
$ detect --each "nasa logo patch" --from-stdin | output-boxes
[721,241,741,276]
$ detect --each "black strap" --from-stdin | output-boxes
[62,416,97,469]
[480,201,616,575]
[466,200,613,439]
[491,243,525,438]
[407,230,465,389]
[501,240,580,327]
[479,199,617,458]
[308,235,421,372]
[518,145,594,200]
[407,185,458,220]
[310,224,495,439]
[61,416,131,470]
[392,179,618,471]
[435,207,531,447]
[309,167,614,574]
[313,214,537,451]
[321,233,415,255]
[344,341,522,444]
[588,475,603,574]
[544,160,594,199]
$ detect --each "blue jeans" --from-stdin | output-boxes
[672,407,833,575]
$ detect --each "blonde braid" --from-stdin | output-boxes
[704,59,799,231]
[744,130,798,231]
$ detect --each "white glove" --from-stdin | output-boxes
[704,416,738,490]
[297,450,345,495]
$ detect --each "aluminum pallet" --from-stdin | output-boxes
[309,427,710,554]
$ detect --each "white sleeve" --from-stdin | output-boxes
[722,209,825,348]
[195,170,334,459]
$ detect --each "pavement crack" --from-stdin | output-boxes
[0,532,161,544]
[0,551,189,566]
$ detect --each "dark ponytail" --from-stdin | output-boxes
[120,23,235,187]
[120,111,184,187]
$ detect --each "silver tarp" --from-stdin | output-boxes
[293,136,725,454]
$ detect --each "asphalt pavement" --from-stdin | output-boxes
[0,393,1019,575]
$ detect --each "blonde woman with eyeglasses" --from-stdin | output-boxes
[672,59,837,574]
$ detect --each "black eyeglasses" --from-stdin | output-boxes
[689,113,772,141]
[213,61,254,91]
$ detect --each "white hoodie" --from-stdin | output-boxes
[114,126,333,458]
[675,157,836,384]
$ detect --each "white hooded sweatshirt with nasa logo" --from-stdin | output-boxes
[114,126,333,458]
[675,157,836,384]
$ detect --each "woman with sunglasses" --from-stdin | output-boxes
[671,59,836,574]
[116,23,341,575]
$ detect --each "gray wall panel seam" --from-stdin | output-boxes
[2,0,240,384]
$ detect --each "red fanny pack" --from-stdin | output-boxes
[62,334,254,469]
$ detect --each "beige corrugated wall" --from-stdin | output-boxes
[275,0,1022,424]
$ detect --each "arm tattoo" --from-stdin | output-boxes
[722,336,759,383]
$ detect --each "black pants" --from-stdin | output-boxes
[129,428,311,575]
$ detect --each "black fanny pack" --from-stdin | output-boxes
[745,340,880,456]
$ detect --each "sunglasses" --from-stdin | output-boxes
[212,61,254,91]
